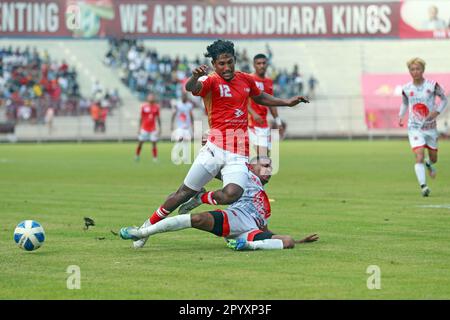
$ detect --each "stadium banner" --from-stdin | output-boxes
[0,0,401,38]
[361,73,450,129]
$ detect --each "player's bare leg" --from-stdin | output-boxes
[135,141,144,162]
[178,183,244,214]
[414,148,430,196]
[152,142,158,162]
[148,184,198,224]
[132,184,199,248]
[425,149,438,179]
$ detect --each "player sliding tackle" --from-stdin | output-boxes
[120,157,319,250]
[132,39,309,249]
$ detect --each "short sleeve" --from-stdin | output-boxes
[194,75,213,97]
[247,75,262,97]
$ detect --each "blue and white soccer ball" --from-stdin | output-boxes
[14,220,45,251]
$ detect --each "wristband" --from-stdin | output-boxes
[275,117,282,126]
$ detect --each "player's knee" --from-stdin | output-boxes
[191,213,213,231]
[416,154,425,163]
[190,214,205,228]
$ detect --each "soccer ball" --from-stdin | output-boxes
[14,220,45,251]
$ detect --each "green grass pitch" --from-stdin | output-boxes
[1,140,450,299]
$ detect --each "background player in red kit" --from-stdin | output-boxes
[135,94,161,162]
[248,53,284,157]
[132,39,309,249]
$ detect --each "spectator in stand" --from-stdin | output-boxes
[90,100,101,133]
[99,105,108,133]
[91,80,103,98]
[45,106,55,134]
[0,46,84,124]
[109,88,122,109]
[307,75,318,99]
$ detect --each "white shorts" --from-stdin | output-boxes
[138,129,158,142]
[249,127,271,148]
[172,128,192,142]
[408,128,439,151]
[213,209,269,241]
[183,141,249,191]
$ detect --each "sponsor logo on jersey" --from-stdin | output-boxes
[234,109,244,117]
[412,103,429,118]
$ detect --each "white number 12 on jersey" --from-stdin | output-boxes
[219,84,232,97]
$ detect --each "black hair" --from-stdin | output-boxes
[204,39,235,61]
[253,53,267,61]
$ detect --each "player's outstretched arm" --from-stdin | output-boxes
[294,233,319,244]
[252,92,309,107]
[185,65,208,95]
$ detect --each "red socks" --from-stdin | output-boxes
[136,145,142,156]
[201,191,218,205]
[149,206,170,224]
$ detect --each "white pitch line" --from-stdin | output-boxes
[417,204,450,210]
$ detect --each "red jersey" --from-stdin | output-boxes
[194,71,261,155]
[249,74,273,129]
[140,103,160,132]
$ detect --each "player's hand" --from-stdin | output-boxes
[295,233,319,244]
[398,118,404,127]
[287,96,309,107]
[192,65,208,79]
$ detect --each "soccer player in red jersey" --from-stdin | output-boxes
[132,40,309,249]
[248,53,284,157]
[135,94,161,162]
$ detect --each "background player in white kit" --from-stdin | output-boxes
[171,92,194,164]
[120,156,319,250]
[398,57,448,196]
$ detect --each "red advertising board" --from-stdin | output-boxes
[0,0,401,38]
[361,73,450,129]
[0,0,448,39]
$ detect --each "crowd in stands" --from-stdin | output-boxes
[104,38,318,108]
[0,46,79,123]
[0,46,122,127]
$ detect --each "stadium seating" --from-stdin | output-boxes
[1,38,449,141]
